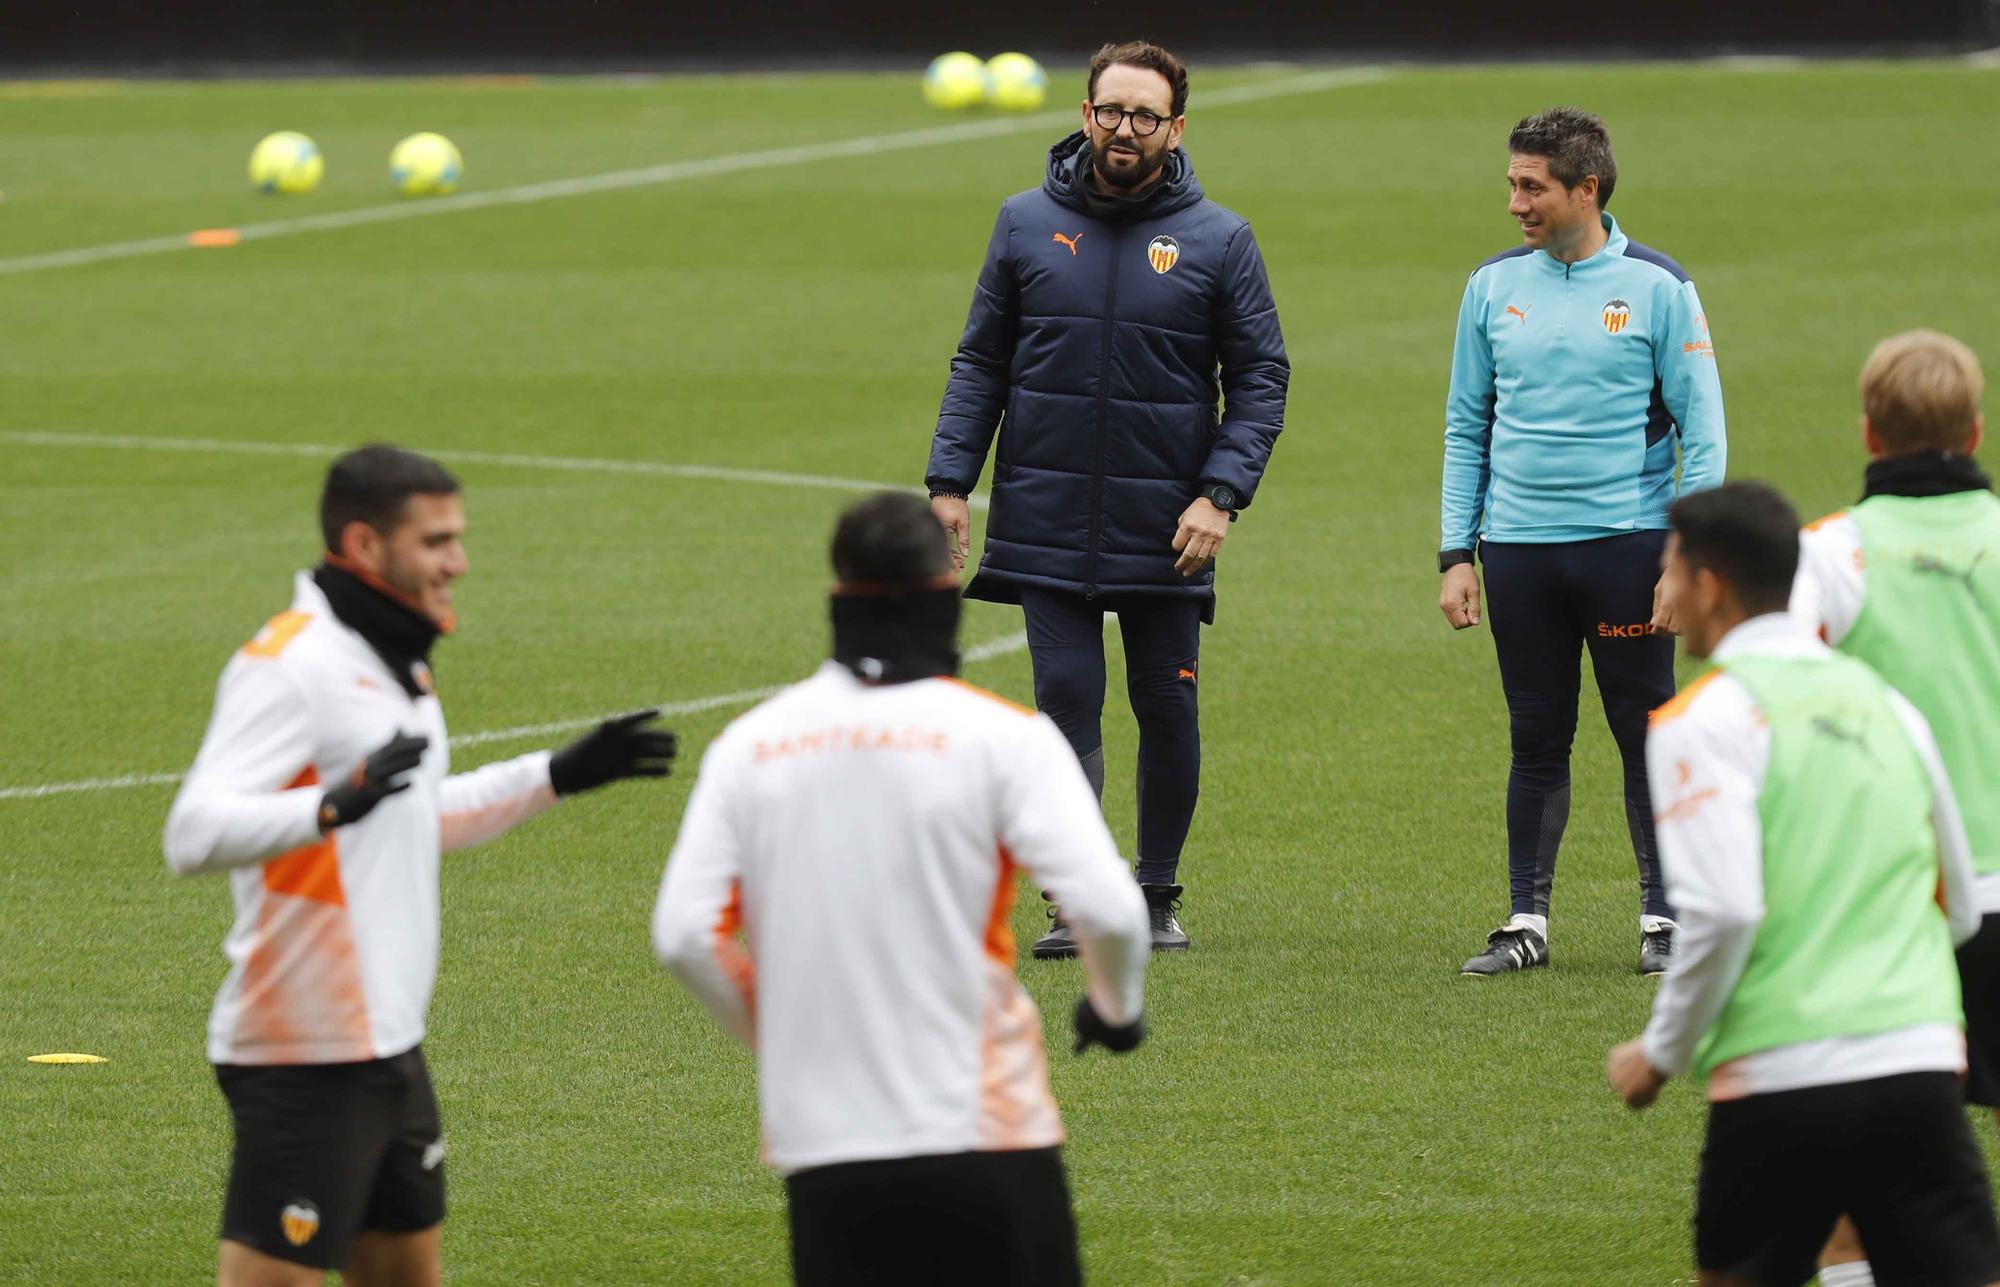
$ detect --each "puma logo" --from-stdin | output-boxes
[1912,548,1987,592]
[1053,231,1083,256]
[1176,667,1198,682]
[1505,304,1532,324]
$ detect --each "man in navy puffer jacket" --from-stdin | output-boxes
[926,41,1289,957]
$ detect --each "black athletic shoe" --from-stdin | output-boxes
[1460,925,1549,976]
[1031,894,1077,960]
[1140,883,1191,953]
[1640,924,1676,976]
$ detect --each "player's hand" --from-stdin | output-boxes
[319,731,429,832]
[1173,497,1230,576]
[1440,563,1482,630]
[1605,1039,1667,1109]
[931,494,972,570]
[549,709,678,797]
[1073,996,1146,1055]
[1650,573,1680,636]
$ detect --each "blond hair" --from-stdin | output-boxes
[1860,329,1984,454]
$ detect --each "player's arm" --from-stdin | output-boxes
[439,711,674,852]
[1439,274,1494,628]
[998,715,1149,1044]
[1198,223,1288,510]
[1658,280,1726,493]
[1789,515,1865,646]
[163,657,326,875]
[1888,690,1982,946]
[652,740,756,1047]
[926,207,1017,498]
[1614,691,1767,1104]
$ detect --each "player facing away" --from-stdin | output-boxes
[1440,107,1726,977]
[1606,482,2000,1287]
[164,445,676,1287]
[927,40,1289,955]
[1788,330,1999,1287]
[653,492,1150,1287]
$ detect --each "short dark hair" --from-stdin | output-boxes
[830,491,952,586]
[1509,107,1617,210]
[1668,482,1801,616]
[319,444,461,553]
[1087,41,1188,118]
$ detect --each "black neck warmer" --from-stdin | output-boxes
[313,562,442,699]
[1862,450,1992,502]
[830,586,962,685]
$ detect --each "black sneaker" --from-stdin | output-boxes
[1140,883,1191,953]
[1460,925,1549,976]
[1031,893,1077,960]
[1640,924,1676,976]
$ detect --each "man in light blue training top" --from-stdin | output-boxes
[1438,107,1726,978]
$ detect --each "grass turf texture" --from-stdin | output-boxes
[3,61,1999,1284]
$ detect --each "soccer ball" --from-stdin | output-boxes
[389,133,463,197]
[985,54,1048,112]
[922,53,990,111]
[248,131,323,195]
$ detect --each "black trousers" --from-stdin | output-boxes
[1481,532,1676,920]
[786,1147,1082,1287]
[1020,587,1203,885]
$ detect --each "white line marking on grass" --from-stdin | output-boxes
[0,431,989,509]
[0,633,1030,801]
[0,67,1387,278]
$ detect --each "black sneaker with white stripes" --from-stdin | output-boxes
[1460,925,1550,976]
[1640,924,1676,976]
[1031,894,1078,960]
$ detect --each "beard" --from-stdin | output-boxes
[1090,136,1167,191]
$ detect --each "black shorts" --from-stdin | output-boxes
[786,1146,1081,1287]
[1960,914,2000,1108]
[1696,1071,2000,1287]
[214,1046,445,1270]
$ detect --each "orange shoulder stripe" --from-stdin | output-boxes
[939,677,1035,717]
[1802,509,1849,533]
[1649,670,1723,727]
[243,610,312,660]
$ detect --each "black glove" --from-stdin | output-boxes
[1073,996,1146,1055]
[318,732,429,832]
[549,709,678,797]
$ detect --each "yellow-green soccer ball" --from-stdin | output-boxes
[247,131,323,195]
[985,53,1047,112]
[922,52,990,111]
[389,132,463,197]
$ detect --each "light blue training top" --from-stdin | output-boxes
[1440,213,1726,552]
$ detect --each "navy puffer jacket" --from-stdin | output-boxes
[927,132,1289,614]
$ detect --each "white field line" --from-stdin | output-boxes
[0,431,989,510]
[0,67,1389,278]
[0,632,1030,802]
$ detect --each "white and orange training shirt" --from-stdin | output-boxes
[652,661,1149,1177]
[164,572,558,1066]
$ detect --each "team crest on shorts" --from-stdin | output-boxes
[1602,299,1632,334]
[1147,235,1181,274]
[280,1200,321,1247]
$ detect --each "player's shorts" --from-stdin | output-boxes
[786,1146,1080,1287]
[1958,913,2000,1108]
[1695,1071,2000,1287]
[214,1045,445,1270]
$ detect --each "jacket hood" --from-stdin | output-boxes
[1042,130,1206,221]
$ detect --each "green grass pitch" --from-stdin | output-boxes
[3,59,1999,1284]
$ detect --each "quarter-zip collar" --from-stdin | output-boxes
[1534,212,1626,275]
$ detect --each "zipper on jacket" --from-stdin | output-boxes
[1084,225,1123,599]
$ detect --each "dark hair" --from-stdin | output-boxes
[1508,107,1617,210]
[319,444,461,553]
[1087,41,1188,118]
[830,491,952,586]
[1668,482,1801,615]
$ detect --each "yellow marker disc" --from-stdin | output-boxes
[28,1053,107,1065]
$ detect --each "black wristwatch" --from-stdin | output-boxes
[1439,548,1475,574]
[1202,483,1239,519]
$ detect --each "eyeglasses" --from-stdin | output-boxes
[1090,103,1171,136]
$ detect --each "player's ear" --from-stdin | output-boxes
[337,518,386,571]
[1968,414,1984,455]
[1860,413,1886,460]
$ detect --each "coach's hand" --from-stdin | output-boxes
[318,731,429,832]
[1439,564,1482,630]
[1649,573,1680,636]
[931,494,972,571]
[1173,497,1230,576]
[1605,1039,1667,1110]
[549,709,678,796]
[1073,996,1146,1055]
